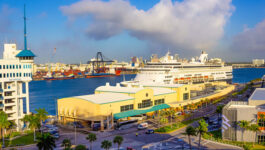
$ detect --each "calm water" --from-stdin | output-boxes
[29,74,136,115]
[28,68,265,115]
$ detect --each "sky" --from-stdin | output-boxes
[0,0,265,64]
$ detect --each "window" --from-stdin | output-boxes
[17,73,19,77]
[0,74,2,78]
[0,65,1,69]
[6,65,8,69]
[120,104,134,112]
[3,73,5,78]
[19,65,21,69]
[183,93,189,100]
[3,65,5,69]
[19,73,21,77]
[258,135,265,143]
[154,99,165,105]
[13,73,15,77]
[16,65,18,69]
[13,65,15,69]
[9,65,12,69]
[10,73,12,77]
[138,99,153,109]
[7,73,9,77]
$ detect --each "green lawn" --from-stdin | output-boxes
[1,132,39,147]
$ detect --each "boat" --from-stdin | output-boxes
[122,51,232,86]
[85,70,121,78]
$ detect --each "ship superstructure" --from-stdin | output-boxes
[122,51,232,85]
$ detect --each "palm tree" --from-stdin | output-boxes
[249,124,260,146]
[237,120,250,143]
[183,126,196,150]
[75,145,86,150]
[166,108,176,128]
[36,133,56,150]
[61,138,72,150]
[101,140,112,150]
[216,105,224,124]
[113,135,123,150]
[258,114,265,127]
[196,119,208,150]
[35,108,48,134]
[0,111,10,147]
[7,120,16,146]
[23,114,40,141]
[86,133,97,150]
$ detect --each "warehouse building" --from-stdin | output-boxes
[57,82,190,130]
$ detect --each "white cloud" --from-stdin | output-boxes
[231,20,265,56]
[60,0,234,54]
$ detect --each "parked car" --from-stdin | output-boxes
[138,122,148,130]
[52,133,60,139]
[145,129,154,134]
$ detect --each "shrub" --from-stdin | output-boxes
[75,145,86,150]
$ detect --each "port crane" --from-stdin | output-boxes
[87,52,114,74]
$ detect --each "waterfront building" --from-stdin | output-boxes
[222,87,265,142]
[0,44,35,130]
[57,82,190,131]
[252,59,264,67]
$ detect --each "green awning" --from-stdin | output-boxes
[114,104,170,120]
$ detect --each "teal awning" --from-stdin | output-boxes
[114,104,170,120]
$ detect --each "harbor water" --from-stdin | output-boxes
[29,68,265,115]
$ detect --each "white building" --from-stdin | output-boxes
[253,59,264,67]
[0,43,35,130]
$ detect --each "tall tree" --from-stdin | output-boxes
[249,124,260,146]
[61,138,72,150]
[36,133,56,150]
[0,111,10,147]
[183,126,197,150]
[35,108,48,133]
[86,133,97,150]
[258,114,265,127]
[101,140,112,150]
[113,135,123,150]
[23,114,40,141]
[216,105,224,124]
[196,119,208,150]
[7,120,16,146]
[237,120,250,143]
[166,108,176,128]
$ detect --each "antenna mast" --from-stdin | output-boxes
[24,4,27,50]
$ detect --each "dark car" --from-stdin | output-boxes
[145,129,154,134]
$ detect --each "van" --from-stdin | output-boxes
[137,122,148,130]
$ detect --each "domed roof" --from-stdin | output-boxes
[16,49,36,57]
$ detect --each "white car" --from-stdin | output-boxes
[138,122,148,130]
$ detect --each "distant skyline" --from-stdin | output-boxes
[0,0,265,64]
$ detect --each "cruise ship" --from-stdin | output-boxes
[122,51,232,85]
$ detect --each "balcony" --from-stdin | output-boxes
[0,96,3,100]
[5,109,16,114]
[0,103,4,108]
[0,89,3,93]
[4,102,16,107]
[4,88,16,92]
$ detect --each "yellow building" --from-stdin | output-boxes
[57,82,191,130]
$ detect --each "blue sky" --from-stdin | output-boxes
[0,0,265,63]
